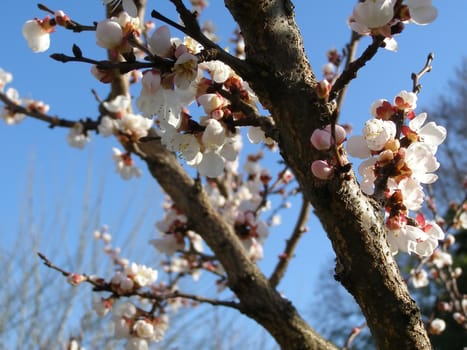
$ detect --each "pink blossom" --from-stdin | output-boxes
[311,160,334,180]
[310,124,346,151]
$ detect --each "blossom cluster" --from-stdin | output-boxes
[348,0,438,51]
[151,153,291,291]
[0,69,49,125]
[88,227,170,350]
[20,5,270,179]
[133,23,263,177]
[150,199,206,281]
[346,90,446,256]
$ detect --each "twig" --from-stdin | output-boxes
[167,291,241,310]
[38,4,96,32]
[37,252,241,310]
[342,322,367,350]
[151,2,252,79]
[0,91,99,130]
[50,53,158,73]
[411,52,434,94]
[334,31,361,117]
[269,198,310,288]
[330,35,385,100]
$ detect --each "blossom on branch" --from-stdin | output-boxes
[22,17,54,53]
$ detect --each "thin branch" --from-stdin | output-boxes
[334,31,361,117]
[37,252,241,311]
[341,322,367,350]
[38,3,96,32]
[151,3,252,79]
[50,53,158,73]
[167,291,241,310]
[330,35,385,100]
[0,91,99,130]
[269,198,310,288]
[411,52,434,94]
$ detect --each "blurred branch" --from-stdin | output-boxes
[0,91,99,130]
[334,31,360,117]
[269,198,310,288]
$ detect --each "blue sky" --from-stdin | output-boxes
[1,1,466,347]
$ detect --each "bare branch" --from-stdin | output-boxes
[411,52,434,94]
[0,90,99,130]
[269,198,310,288]
[335,31,361,117]
[330,35,384,101]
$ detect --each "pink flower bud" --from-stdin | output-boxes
[311,160,334,180]
[67,273,86,286]
[310,124,346,151]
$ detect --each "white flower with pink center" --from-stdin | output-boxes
[67,123,90,149]
[199,60,231,84]
[349,0,395,34]
[408,112,446,154]
[394,90,417,111]
[387,177,424,211]
[22,17,54,52]
[363,118,396,151]
[405,142,439,184]
[112,147,142,179]
[173,53,198,89]
[347,118,396,157]
[410,269,429,288]
[1,88,26,125]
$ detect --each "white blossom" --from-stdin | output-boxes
[406,0,438,25]
[0,68,13,91]
[67,123,90,149]
[22,19,52,52]
[350,0,395,33]
[96,18,123,49]
[148,26,172,57]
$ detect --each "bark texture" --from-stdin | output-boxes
[137,131,337,350]
[224,0,431,349]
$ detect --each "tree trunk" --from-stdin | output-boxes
[224,0,431,349]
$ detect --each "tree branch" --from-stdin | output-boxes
[224,1,431,348]
[330,35,385,101]
[269,198,310,288]
[0,91,98,130]
[151,2,252,79]
[334,31,361,117]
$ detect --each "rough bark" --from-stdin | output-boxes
[224,0,431,349]
[136,131,337,350]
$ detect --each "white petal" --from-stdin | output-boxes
[347,135,371,158]
[197,151,224,178]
